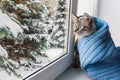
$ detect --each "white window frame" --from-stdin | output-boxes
[24,0,74,80]
[24,0,98,80]
[24,16,74,80]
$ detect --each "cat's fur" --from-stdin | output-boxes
[72,13,96,68]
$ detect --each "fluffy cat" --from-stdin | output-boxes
[72,13,96,68]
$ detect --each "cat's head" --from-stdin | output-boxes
[72,13,96,36]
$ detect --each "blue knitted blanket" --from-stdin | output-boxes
[77,17,120,80]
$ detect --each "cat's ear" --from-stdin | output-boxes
[72,14,79,33]
[72,14,78,26]
[83,13,91,23]
[84,13,90,17]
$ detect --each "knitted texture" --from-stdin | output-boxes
[77,17,120,80]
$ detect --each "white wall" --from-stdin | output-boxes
[98,0,120,46]
[77,0,98,16]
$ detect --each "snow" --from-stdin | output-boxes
[30,0,42,3]
[0,11,23,38]
[0,70,21,80]
[0,48,65,80]
[0,56,48,80]
[45,48,64,61]
[27,34,40,42]
[16,4,31,14]
[0,45,8,58]
[55,30,64,36]
[58,36,64,42]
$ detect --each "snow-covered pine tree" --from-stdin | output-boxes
[0,0,54,77]
[0,45,21,78]
[51,0,66,48]
[21,0,50,56]
[0,7,23,78]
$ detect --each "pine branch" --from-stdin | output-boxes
[0,56,22,78]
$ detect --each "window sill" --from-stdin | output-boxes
[55,67,92,80]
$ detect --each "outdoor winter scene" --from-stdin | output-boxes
[0,0,70,80]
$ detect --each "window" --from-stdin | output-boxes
[0,0,73,80]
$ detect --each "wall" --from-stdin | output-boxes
[77,0,98,16]
[98,0,120,46]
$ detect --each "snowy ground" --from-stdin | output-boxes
[0,48,65,80]
[45,48,65,61]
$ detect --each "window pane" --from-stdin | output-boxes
[0,0,71,80]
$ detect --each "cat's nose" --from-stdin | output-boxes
[83,26,89,31]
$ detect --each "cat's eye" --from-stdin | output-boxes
[74,26,79,32]
[78,24,83,30]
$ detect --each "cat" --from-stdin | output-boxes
[72,13,96,68]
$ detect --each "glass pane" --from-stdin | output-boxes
[0,0,71,80]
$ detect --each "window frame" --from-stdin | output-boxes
[24,0,74,80]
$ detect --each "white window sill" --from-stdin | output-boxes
[55,67,92,80]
